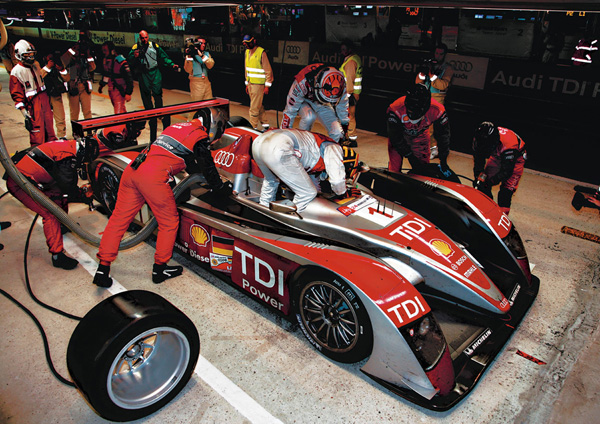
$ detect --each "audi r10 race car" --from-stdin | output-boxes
[79,98,539,411]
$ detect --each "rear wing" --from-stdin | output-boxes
[71,98,230,137]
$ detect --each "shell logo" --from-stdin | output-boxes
[190,224,210,247]
[430,239,454,258]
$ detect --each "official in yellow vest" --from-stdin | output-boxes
[340,40,362,148]
[243,35,273,131]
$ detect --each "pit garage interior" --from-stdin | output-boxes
[1,1,600,423]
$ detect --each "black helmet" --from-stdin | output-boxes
[78,136,100,164]
[405,84,431,121]
[342,146,360,181]
[473,121,500,156]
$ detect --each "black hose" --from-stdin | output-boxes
[24,215,82,321]
[0,191,9,200]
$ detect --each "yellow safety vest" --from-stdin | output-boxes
[340,54,363,95]
[245,47,266,85]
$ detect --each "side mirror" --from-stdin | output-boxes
[269,199,301,218]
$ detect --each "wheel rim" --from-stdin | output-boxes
[99,167,118,213]
[299,281,360,354]
[107,327,191,410]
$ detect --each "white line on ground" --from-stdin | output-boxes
[62,232,283,424]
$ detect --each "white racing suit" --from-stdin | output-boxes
[281,64,349,142]
[252,129,346,212]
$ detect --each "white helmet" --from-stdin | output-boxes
[194,107,228,143]
[315,67,345,104]
[15,40,37,65]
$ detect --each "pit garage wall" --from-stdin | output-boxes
[10,26,599,183]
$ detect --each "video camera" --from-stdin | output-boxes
[185,38,199,57]
[419,58,438,76]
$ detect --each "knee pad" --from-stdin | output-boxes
[498,187,515,209]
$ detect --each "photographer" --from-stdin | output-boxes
[415,43,453,159]
[40,51,68,139]
[128,30,180,141]
[184,37,214,117]
[61,30,96,122]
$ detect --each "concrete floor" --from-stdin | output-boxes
[0,68,599,424]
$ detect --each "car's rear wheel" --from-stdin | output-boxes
[227,115,252,128]
[67,290,200,422]
[294,269,373,363]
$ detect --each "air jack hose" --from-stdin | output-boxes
[0,127,205,249]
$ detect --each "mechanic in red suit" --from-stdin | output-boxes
[6,138,99,269]
[93,108,232,288]
[9,39,57,146]
[472,122,527,215]
[89,121,145,157]
[387,83,450,173]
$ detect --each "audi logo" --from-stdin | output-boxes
[449,60,473,72]
[214,151,235,167]
[286,46,302,54]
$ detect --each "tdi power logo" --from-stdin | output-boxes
[464,328,492,356]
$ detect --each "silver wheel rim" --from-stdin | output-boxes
[107,327,191,410]
[299,281,360,353]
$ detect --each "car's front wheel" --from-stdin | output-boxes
[67,290,200,422]
[294,269,373,363]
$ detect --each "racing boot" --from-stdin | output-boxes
[152,263,183,284]
[52,251,79,270]
[93,264,113,288]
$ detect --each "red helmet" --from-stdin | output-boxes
[15,39,36,65]
[315,67,346,104]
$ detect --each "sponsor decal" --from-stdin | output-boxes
[214,150,235,167]
[451,254,467,271]
[190,224,209,247]
[387,296,426,325]
[464,265,477,278]
[430,239,454,259]
[210,253,231,272]
[389,216,432,241]
[212,235,234,256]
[498,214,511,232]
[516,350,547,365]
[464,328,492,356]
[337,194,377,216]
[509,284,521,306]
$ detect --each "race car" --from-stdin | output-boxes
[80,98,539,411]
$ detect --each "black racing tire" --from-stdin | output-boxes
[95,163,121,215]
[293,269,373,363]
[227,115,253,129]
[67,290,200,422]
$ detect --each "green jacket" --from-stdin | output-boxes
[127,41,175,92]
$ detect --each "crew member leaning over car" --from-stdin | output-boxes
[5,138,99,269]
[92,108,232,288]
[472,122,527,215]
[387,83,450,173]
[252,128,359,212]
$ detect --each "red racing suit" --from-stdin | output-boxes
[386,96,450,172]
[9,61,57,146]
[7,140,80,254]
[97,120,223,266]
[281,63,349,142]
[473,127,527,214]
[99,54,133,114]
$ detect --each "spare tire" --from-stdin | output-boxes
[67,290,200,422]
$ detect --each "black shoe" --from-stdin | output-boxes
[152,263,183,284]
[93,264,113,288]
[0,221,11,231]
[52,251,79,270]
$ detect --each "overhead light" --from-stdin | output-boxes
[26,18,45,23]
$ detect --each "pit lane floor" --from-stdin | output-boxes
[0,70,599,424]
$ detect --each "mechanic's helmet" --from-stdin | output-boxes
[473,121,500,155]
[405,83,431,121]
[78,136,100,164]
[195,37,207,52]
[315,67,345,104]
[242,34,256,49]
[342,146,360,182]
[14,39,37,65]
[125,121,145,141]
[195,107,227,143]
